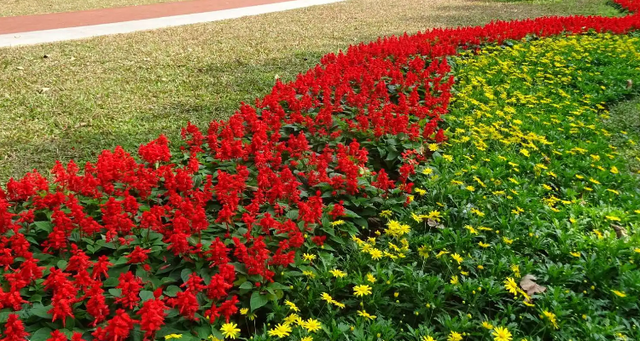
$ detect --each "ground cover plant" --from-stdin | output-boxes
[0,0,622,183]
[1,1,640,341]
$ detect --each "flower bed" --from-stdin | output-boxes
[1,1,640,340]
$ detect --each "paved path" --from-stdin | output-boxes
[0,0,343,47]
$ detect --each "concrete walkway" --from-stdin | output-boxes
[0,0,343,47]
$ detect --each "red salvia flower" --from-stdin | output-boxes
[46,331,68,341]
[126,246,150,264]
[138,298,167,341]
[91,309,138,341]
[0,314,28,341]
[114,272,143,310]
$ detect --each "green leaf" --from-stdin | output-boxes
[165,285,181,297]
[103,277,119,288]
[285,209,299,220]
[56,260,68,270]
[180,268,193,283]
[140,290,155,302]
[194,325,213,339]
[29,294,43,303]
[30,327,53,341]
[33,221,53,233]
[239,281,253,290]
[0,312,10,323]
[60,330,74,340]
[30,303,52,319]
[109,288,122,297]
[250,291,269,312]
[268,282,290,291]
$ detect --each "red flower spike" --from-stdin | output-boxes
[0,315,28,341]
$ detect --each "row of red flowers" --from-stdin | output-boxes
[1,1,640,340]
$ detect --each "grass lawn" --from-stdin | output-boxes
[0,0,192,17]
[608,96,640,171]
[0,0,622,183]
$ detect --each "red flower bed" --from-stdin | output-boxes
[1,1,640,340]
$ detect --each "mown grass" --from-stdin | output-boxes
[0,0,191,17]
[0,0,623,183]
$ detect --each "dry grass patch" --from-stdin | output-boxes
[0,0,621,181]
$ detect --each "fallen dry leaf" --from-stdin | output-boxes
[520,274,547,299]
[612,224,628,239]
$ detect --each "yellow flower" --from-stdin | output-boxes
[353,285,372,297]
[428,210,443,221]
[416,245,430,259]
[450,275,459,285]
[357,310,377,320]
[268,323,292,338]
[422,336,436,341]
[428,143,439,151]
[415,188,427,196]
[301,337,313,341]
[482,321,494,330]
[329,269,347,278]
[284,300,299,312]
[478,242,490,248]
[541,310,559,329]
[333,300,346,309]
[239,308,249,315]
[422,167,434,175]
[321,292,333,303]
[303,253,316,262]
[369,248,383,260]
[464,225,479,235]
[331,220,345,226]
[466,185,476,192]
[492,326,513,341]
[165,334,182,340]
[380,210,393,218]
[436,250,450,258]
[570,252,581,257]
[503,237,514,245]
[447,331,463,341]
[220,323,241,339]
[412,212,424,223]
[302,270,316,278]
[504,277,518,296]
[385,220,411,237]
[443,154,454,162]
[612,290,627,298]
[471,208,485,217]
[301,318,322,332]
[451,253,464,264]
[605,215,621,222]
[283,313,300,326]
[367,273,377,283]
[611,166,619,174]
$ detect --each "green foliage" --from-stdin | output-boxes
[251,33,640,341]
